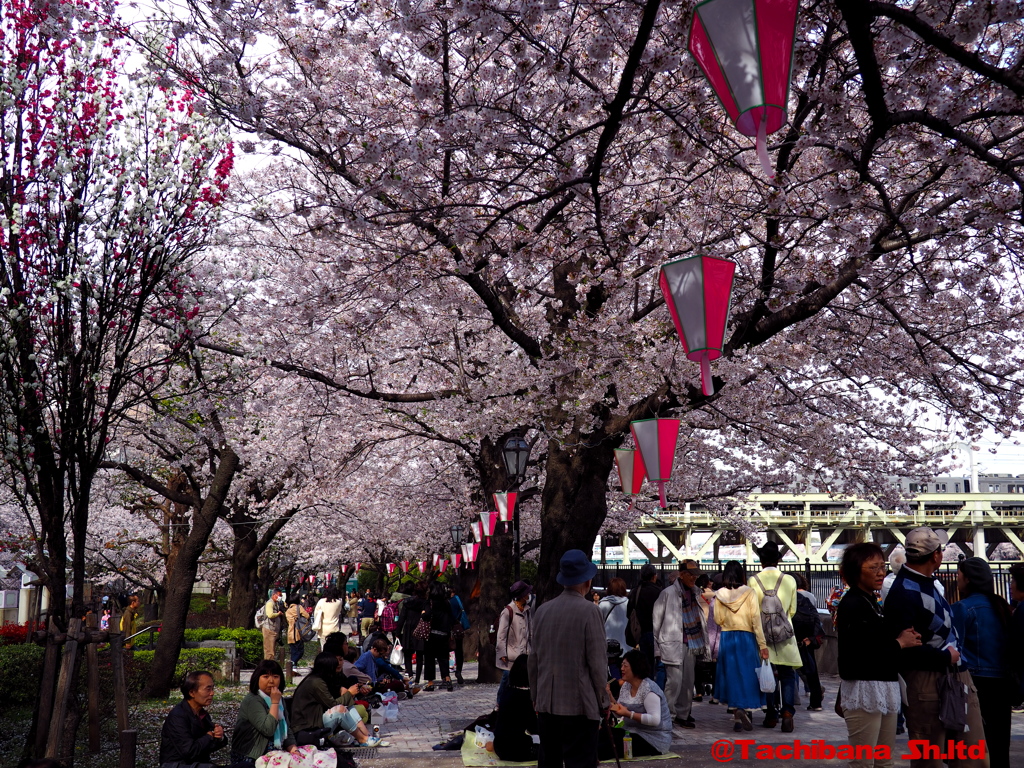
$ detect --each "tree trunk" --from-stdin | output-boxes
[534,437,617,603]
[227,522,260,628]
[144,448,239,698]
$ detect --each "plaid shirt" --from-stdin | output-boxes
[528,588,610,720]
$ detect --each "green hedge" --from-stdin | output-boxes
[183,628,262,665]
[0,644,45,706]
[129,647,227,684]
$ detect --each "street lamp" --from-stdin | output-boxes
[449,523,465,549]
[502,432,533,580]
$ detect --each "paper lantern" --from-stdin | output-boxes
[438,559,449,573]
[480,511,497,545]
[614,448,646,509]
[659,254,736,396]
[452,553,462,569]
[688,0,800,178]
[464,542,480,569]
[493,492,517,530]
[400,560,410,573]
[432,553,440,567]
[354,562,361,572]
[418,560,429,573]
[630,418,681,508]
[386,563,396,574]
[472,520,484,543]
[339,564,348,576]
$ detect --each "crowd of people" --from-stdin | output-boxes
[156,532,1023,768]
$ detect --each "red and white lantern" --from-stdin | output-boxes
[386,563,396,574]
[688,0,800,179]
[472,520,485,543]
[418,560,429,573]
[659,254,736,396]
[480,511,497,545]
[452,553,462,569]
[463,542,480,569]
[400,561,410,573]
[629,418,681,508]
[438,559,449,573]
[614,448,646,509]
[354,562,361,572]
[493,492,517,531]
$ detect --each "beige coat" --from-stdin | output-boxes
[286,603,309,644]
[495,601,532,671]
[714,586,768,651]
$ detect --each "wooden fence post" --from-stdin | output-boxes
[109,614,130,734]
[119,729,137,768]
[232,657,242,684]
[45,617,82,758]
[86,614,101,753]
[285,659,293,684]
[33,617,61,758]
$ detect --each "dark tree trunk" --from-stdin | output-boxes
[144,448,239,698]
[534,437,618,603]
[227,520,260,628]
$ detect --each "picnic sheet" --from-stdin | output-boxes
[460,731,679,767]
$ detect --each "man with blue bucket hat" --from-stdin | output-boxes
[528,550,610,768]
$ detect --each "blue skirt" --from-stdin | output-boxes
[715,631,766,710]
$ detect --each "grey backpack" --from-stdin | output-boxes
[753,573,795,645]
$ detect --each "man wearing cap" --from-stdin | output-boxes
[528,550,609,768]
[496,580,533,704]
[884,527,988,767]
[748,541,801,732]
[653,559,708,728]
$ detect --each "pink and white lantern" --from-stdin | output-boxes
[659,254,736,396]
[629,418,681,508]
[472,520,485,543]
[438,559,449,573]
[480,511,497,545]
[493,492,517,531]
[463,542,481,569]
[400,561,410,573]
[614,448,647,509]
[418,560,429,573]
[386,563,396,574]
[354,562,361,572]
[452,553,462,569]
[339,564,348,576]
[688,0,800,179]
[432,553,440,567]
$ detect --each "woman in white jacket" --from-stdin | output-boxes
[495,581,533,703]
[599,578,630,655]
[312,586,345,649]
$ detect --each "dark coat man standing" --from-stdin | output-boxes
[528,550,610,768]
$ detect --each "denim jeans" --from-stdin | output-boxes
[766,664,797,719]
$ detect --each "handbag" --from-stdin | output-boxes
[413,617,431,641]
[938,668,969,731]
[390,639,404,666]
[757,659,776,693]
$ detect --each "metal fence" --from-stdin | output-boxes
[593,560,1020,607]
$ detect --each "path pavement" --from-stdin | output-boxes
[268,664,1024,767]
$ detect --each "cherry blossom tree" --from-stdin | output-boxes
[139,0,1024,605]
[0,0,233,627]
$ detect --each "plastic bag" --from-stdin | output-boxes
[382,701,400,723]
[255,746,337,768]
[757,659,776,693]
[939,669,969,731]
[390,640,404,666]
[474,725,495,748]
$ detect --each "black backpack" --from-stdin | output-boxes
[793,592,823,648]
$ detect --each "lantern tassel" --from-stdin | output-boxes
[627,498,634,512]
[700,351,714,396]
[757,113,774,181]
[658,480,667,509]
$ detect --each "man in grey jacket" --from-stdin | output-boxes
[529,550,610,768]
[653,560,707,728]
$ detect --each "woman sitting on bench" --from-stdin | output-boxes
[291,652,387,748]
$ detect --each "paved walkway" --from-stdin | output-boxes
[266,664,1024,767]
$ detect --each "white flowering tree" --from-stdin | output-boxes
[0,0,233,631]
[140,0,1024,609]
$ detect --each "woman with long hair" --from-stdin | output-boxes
[422,581,455,691]
[313,587,344,650]
[291,652,385,748]
[951,557,1012,768]
[713,560,768,732]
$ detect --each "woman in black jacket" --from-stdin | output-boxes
[836,543,921,768]
[395,583,428,683]
[492,655,538,761]
[422,581,455,691]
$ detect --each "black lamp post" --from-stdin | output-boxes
[449,523,465,550]
[502,432,532,580]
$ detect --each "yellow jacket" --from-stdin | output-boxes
[713,586,767,651]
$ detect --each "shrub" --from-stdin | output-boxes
[182,628,262,666]
[0,622,39,646]
[127,647,227,693]
[0,644,45,706]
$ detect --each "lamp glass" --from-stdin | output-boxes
[503,435,531,480]
[449,523,464,548]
